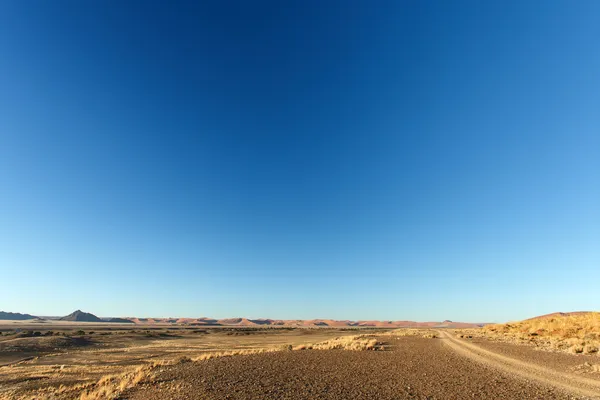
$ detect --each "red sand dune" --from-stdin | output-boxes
[217,318,259,326]
[120,316,483,328]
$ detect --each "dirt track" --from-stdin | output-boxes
[439,330,600,398]
[127,335,600,400]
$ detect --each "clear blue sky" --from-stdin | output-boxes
[1,1,598,322]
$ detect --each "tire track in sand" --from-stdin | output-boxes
[438,330,600,399]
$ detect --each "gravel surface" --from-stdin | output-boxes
[127,337,585,400]
[470,337,600,378]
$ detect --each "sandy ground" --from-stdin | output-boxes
[126,334,600,400]
[0,326,365,399]
[2,327,600,399]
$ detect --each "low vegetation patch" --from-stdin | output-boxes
[456,312,600,355]
[0,336,92,352]
[1,328,393,399]
[382,329,439,339]
[76,336,383,399]
[79,364,154,400]
[292,335,381,351]
[192,347,281,361]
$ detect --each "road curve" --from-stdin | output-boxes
[438,330,600,399]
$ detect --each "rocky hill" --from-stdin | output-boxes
[59,310,103,322]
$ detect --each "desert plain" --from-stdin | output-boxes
[1,312,600,399]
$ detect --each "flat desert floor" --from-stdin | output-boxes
[1,322,600,399]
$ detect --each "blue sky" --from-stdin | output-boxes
[0,1,598,322]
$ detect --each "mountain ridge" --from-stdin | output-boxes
[0,311,38,320]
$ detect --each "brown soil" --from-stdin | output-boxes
[126,336,589,400]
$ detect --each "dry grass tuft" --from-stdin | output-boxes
[192,347,281,361]
[79,364,155,400]
[381,329,439,338]
[294,335,381,351]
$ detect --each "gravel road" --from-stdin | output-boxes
[127,334,600,399]
[439,330,600,398]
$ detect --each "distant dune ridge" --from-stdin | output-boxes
[2,309,487,327]
[119,317,484,328]
[115,316,485,328]
[106,317,134,323]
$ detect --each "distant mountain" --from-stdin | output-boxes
[0,311,38,320]
[59,310,103,322]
